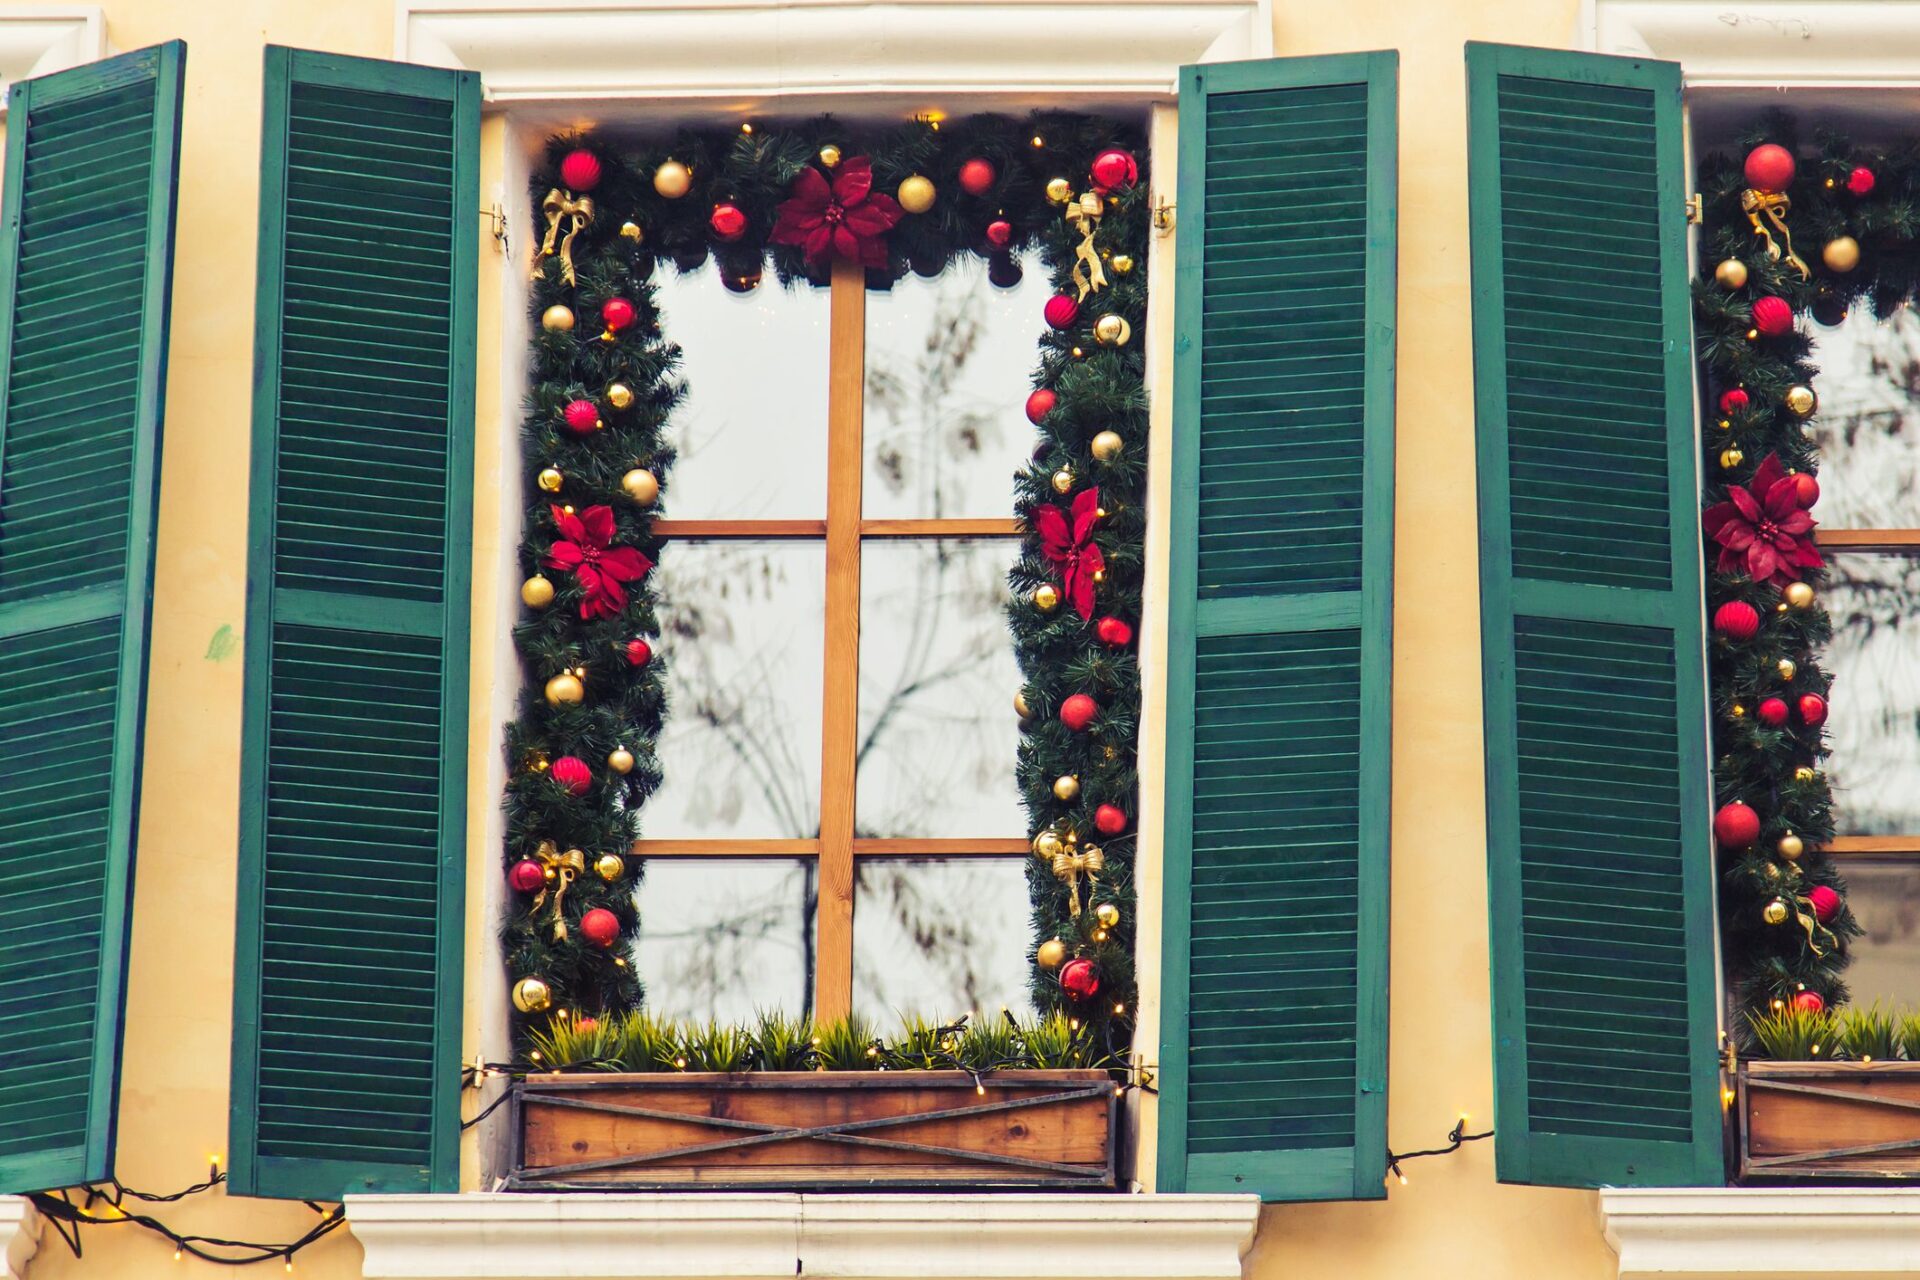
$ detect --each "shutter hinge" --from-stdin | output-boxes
[481,202,509,254]
[1152,195,1176,235]
[1685,193,1704,226]
[1720,1031,1737,1075]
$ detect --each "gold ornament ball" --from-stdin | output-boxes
[1785,582,1816,609]
[607,382,635,410]
[1720,447,1745,470]
[1779,832,1806,860]
[541,304,576,333]
[1823,235,1861,273]
[545,671,585,706]
[1715,258,1750,289]
[1045,177,1073,204]
[1090,430,1124,462]
[1052,468,1075,494]
[1033,830,1064,860]
[1036,937,1068,969]
[1110,253,1134,275]
[1763,899,1790,926]
[521,574,555,608]
[1053,775,1081,802]
[608,746,635,775]
[596,852,626,882]
[1778,658,1797,681]
[620,220,644,242]
[1033,584,1061,612]
[512,976,553,1014]
[1014,690,1031,718]
[538,467,565,494]
[1093,314,1131,347]
[1785,385,1818,418]
[1094,902,1121,929]
[654,160,692,199]
[897,175,937,214]
[622,468,660,505]
[818,144,842,169]
[1729,703,1747,720]
[1795,766,1818,782]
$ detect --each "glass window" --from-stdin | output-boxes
[1822,552,1920,836]
[631,858,816,1022]
[852,857,1036,1019]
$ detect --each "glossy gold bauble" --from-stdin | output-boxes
[1795,766,1818,782]
[512,976,553,1013]
[1729,703,1747,719]
[541,304,576,332]
[538,466,565,493]
[545,671,585,706]
[1033,584,1060,612]
[1052,468,1075,494]
[1110,253,1134,275]
[1093,314,1131,347]
[1778,658,1797,681]
[1090,430,1124,462]
[596,852,626,882]
[1053,775,1081,802]
[1823,235,1861,273]
[1715,258,1750,289]
[1094,902,1121,929]
[1785,385,1818,418]
[654,160,693,199]
[1785,582,1816,609]
[521,575,555,608]
[1045,177,1073,204]
[818,144,842,169]
[1779,832,1805,860]
[1033,830,1064,860]
[897,175,937,214]
[620,221,644,242]
[606,382,635,410]
[1720,447,1745,470]
[1036,938,1068,969]
[1763,899,1791,926]
[1014,690,1031,718]
[622,468,660,505]
[608,746,635,775]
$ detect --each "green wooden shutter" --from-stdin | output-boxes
[1467,42,1721,1188]
[0,42,185,1195]
[1158,51,1397,1203]
[230,47,478,1201]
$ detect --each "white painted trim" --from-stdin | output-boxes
[347,1192,1261,1280]
[0,1198,39,1280]
[0,6,103,111]
[397,0,1269,103]
[1603,1187,1920,1277]
[1585,1,1920,87]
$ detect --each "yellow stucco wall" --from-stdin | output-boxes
[6,0,1622,1276]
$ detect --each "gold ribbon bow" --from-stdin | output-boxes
[1051,845,1106,918]
[540,188,596,285]
[529,840,587,941]
[1064,190,1109,302]
[1792,894,1839,958]
[1740,188,1810,280]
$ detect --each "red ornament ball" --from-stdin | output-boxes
[551,756,593,796]
[958,157,997,196]
[1793,472,1820,508]
[1044,294,1081,330]
[1059,957,1101,999]
[1712,600,1761,641]
[1026,388,1057,424]
[1714,801,1761,849]
[625,638,653,667]
[1757,697,1789,727]
[1847,165,1877,197]
[602,296,637,333]
[985,218,1013,249]
[1792,990,1827,1014]
[580,906,622,948]
[1059,693,1099,732]
[1744,143,1796,194]
[709,202,748,242]
[1808,885,1841,924]
[563,398,601,436]
[1095,616,1134,647]
[1090,148,1139,192]
[1751,295,1794,338]
[509,859,546,893]
[1798,692,1829,727]
[559,148,603,192]
[1719,388,1750,415]
[1093,803,1128,837]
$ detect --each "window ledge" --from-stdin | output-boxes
[0,1197,39,1280]
[346,1192,1261,1280]
[1602,1187,1920,1278]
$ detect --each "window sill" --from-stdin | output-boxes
[346,1192,1260,1279]
[1602,1187,1920,1277]
[0,1197,39,1280]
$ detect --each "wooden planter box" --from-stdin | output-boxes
[506,1069,1118,1191]
[1739,1060,1920,1180]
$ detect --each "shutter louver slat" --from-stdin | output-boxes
[231,47,477,1202]
[1467,43,1721,1189]
[1160,52,1396,1204]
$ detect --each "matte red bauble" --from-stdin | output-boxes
[580,907,621,948]
[1713,801,1761,849]
[1798,693,1829,727]
[1757,697,1789,727]
[1744,143,1796,194]
[1090,148,1139,192]
[1026,388,1057,424]
[625,638,653,667]
[1059,693,1099,732]
[1793,472,1820,508]
[1847,165,1876,196]
[958,157,996,195]
[1095,616,1134,647]
[1712,600,1761,641]
[559,148,603,191]
[1808,885,1841,924]
[1093,803,1128,837]
[1044,294,1081,330]
[1719,388,1749,415]
[709,202,748,242]
[563,398,600,436]
[509,860,546,893]
[551,756,593,796]
[1751,295,1794,337]
[601,297,637,333]
[985,218,1013,249]
[1059,957,1101,999]
[1792,990,1826,1013]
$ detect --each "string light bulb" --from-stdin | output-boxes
[741,121,753,134]
[1031,134,1045,148]
[174,1248,184,1263]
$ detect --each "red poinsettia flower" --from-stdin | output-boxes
[1703,453,1822,587]
[770,156,903,268]
[544,504,653,620]
[1033,488,1105,620]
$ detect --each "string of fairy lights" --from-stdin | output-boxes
[26,1164,344,1270]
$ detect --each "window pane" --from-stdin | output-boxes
[852,857,1035,1020]
[656,263,829,519]
[647,540,825,839]
[632,858,815,1022]
[862,250,1040,520]
[855,538,1023,838]
[1821,859,1920,1005]
[1806,304,1920,528]
[1823,552,1920,834]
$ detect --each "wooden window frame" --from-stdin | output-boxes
[633,258,1027,1020]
